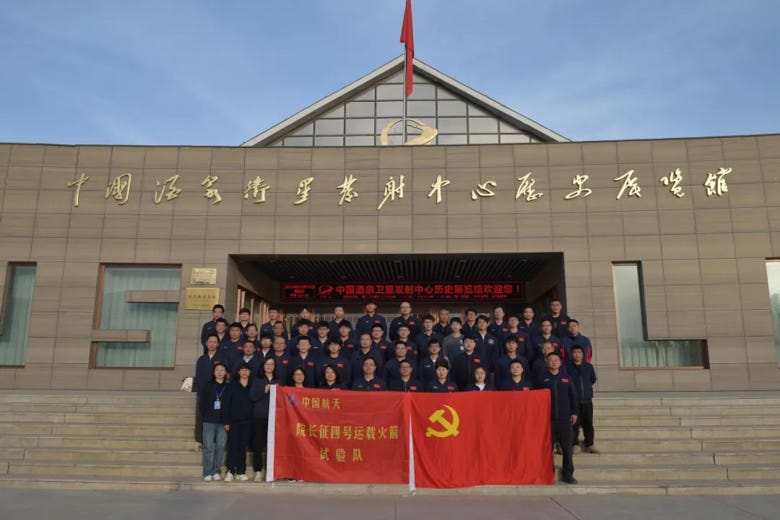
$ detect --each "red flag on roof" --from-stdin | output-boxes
[400,0,414,97]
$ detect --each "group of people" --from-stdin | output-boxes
[193,299,598,485]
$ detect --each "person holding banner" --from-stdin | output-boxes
[199,362,229,482]
[426,359,458,393]
[249,357,277,482]
[537,351,578,484]
[464,365,495,391]
[351,357,387,391]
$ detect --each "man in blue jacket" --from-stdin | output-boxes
[567,344,599,453]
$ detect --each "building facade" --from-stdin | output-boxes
[1,57,779,391]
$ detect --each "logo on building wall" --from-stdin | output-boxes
[379,118,438,146]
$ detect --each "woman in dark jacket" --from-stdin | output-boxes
[224,362,253,482]
[249,357,277,482]
[319,364,343,390]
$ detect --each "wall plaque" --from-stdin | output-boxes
[185,288,220,310]
[191,267,217,285]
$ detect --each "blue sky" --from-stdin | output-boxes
[1,0,778,145]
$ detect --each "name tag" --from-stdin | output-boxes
[213,400,221,410]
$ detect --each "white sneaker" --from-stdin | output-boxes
[212,473,221,481]
[253,472,263,482]
[203,475,213,482]
[224,472,234,482]
[237,474,249,481]
[193,442,202,452]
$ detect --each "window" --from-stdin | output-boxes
[93,265,180,368]
[767,260,780,364]
[0,264,36,366]
[613,263,706,367]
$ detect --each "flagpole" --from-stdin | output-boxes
[402,55,408,145]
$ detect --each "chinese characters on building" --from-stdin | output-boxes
[66,167,733,209]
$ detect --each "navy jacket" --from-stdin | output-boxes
[413,332,441,358]
[351,377,387,391]
[562,333,593,364]
[355,314,387,338]
[487,321,510,341]
[231,355,262,380]
[382,357,415,384]
[316,355,352,387]
[287,353,319,388]
[536,370,578,421]
[433,322,452,337]
[270,354,291,387]
[473,333,500,372]
[389,316,421,342]
[417,355,445,385]
[464,382,496,391]
[351,348,385,381]
[249,377,277,419]
[426,379,458,393]
[451,351,489,391]
[224,379,253,424]
[494,354,531,389]
[518,320,541,339]
[388,378,423,392]
[567,361,597,402]
[542,313,571,340]
[200,320,217,351]
[199,380,229,424]
[499,378,534,391]
[194,351,229,393]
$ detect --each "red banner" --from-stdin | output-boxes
[410,390,554,488]
[281,282,524,302]
[269,387,409,484]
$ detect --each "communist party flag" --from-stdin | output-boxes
[268,386,409,484]
[400,0,414,96]
[410,390,554,488]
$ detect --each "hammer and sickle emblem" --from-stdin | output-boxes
[379,118,438,146]
[425,404,460,438]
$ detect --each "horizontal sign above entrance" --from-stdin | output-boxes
[281,282,524,302]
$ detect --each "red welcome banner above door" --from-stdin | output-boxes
[267,387,552,488]
[281,282,524,302]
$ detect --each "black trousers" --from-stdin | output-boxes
[226,422,252,474]
[194,394,203,443]
[551,418,574,479]
[573,401,594,447]
[251,417,269,472]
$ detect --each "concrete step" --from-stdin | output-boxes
[0,403,194,416]
[573,466,728,482]
[0,393,193,406]
[36,435,194,451]
[22,448,202,464]
[595,415,780,427]
[0,412,193,425]
[703,439,780,452]
[7,461,200,479]
[558,452,716,466]
[49,423,192,438]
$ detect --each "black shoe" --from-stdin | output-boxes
[561,475,578,484]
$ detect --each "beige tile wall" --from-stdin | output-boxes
[0,135,778,390]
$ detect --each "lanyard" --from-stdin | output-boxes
[214,384,226,401]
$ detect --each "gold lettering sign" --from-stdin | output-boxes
[185,288,220,310]
[191,268,217,285]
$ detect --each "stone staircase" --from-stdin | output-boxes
[1,391,780,495]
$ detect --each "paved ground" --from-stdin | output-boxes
[1,489,780,519]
